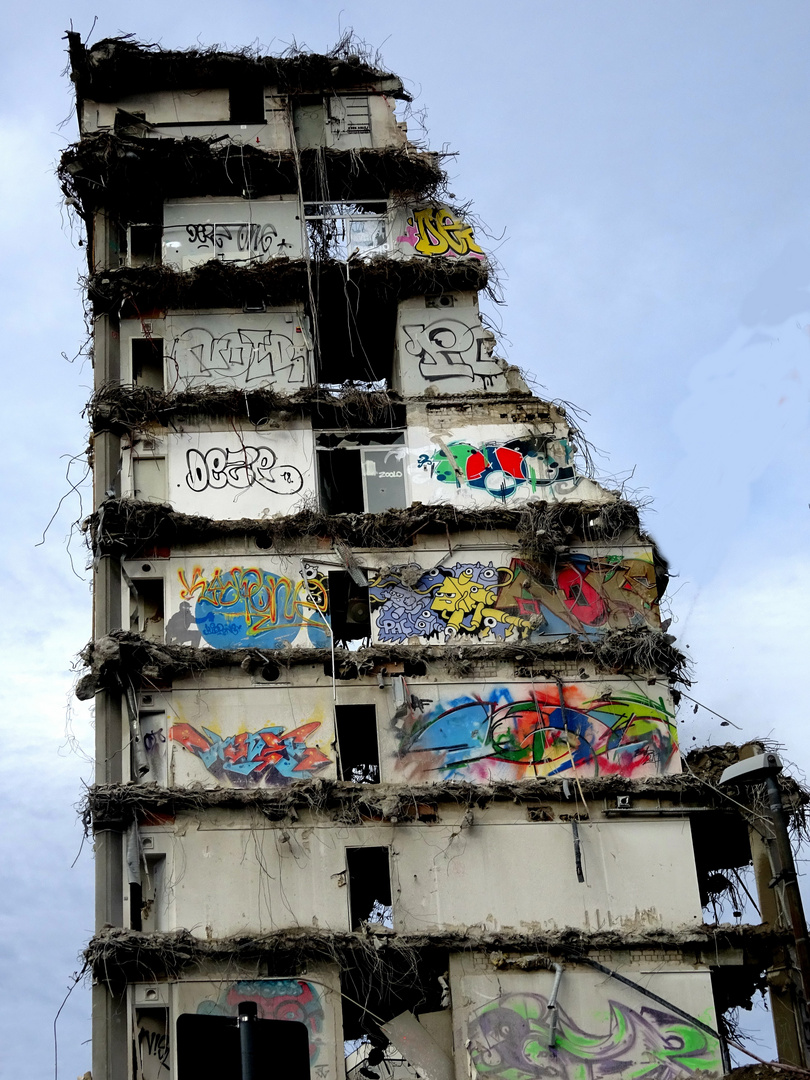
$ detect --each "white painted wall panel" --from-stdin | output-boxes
[394,295,508,395]
[142,815,700,938]
[166,427,314,518]
[451,960,722,1080]
[163,196,304,268]
[120,309,313,390]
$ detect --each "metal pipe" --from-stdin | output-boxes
[123,680,149,778]
[576,955,731,1074]
[238,1001,258,1080]
[547,963,564,1049]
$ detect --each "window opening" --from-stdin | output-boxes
[347,847,393,929]
[328,571,370,645]
[335,705,380,784]
[129,579,165,641]
[140,853,166,933]
[318,448,364,514]
[304,201,388,260]
[132,337,164,389]
[317,432,406,514]
[128,224,163,267]
[177,1013,310,1080]
[229,82,266,123]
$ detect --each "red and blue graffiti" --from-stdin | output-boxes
[169,721,331,786]
[197,980,324,1062]
[398,685,677,779]
[419,439,579,501]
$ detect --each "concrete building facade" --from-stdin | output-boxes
[62,34,809,1080]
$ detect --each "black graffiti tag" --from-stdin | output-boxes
[185,445,304,495]
[168,327,307,384]
[403,319,505,388]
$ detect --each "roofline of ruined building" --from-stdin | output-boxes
[86,384,552,438]
[67,32,411,106]
[85,256,493,314]
[83,922,792,992]
[83,753,810,831]
[84,497,655,562]
[75,626,689,701]
[59,133,447,217]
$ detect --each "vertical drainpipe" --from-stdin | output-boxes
[546,964,564,1050]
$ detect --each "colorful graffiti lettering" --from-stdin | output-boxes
[469,993,720,1080]
[371,554,659,644]
[197,980,324,1062]
[371,562,534,642]
[170,720,331,785]
[496,556,659,635]
[418,439,581,500]
[175,565,329,648]
[397,206,485,259]
[185,445,303,495]
[396,684,678,779]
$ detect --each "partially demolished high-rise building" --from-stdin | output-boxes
[63,33,810,1080]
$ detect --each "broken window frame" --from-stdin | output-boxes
[315,429,407,514]
[335,704,381,784]
[346,846,393,930]
[126,223,163,267]
[327,570,372,647]
[131,335,165,389]
[304,200,389,261]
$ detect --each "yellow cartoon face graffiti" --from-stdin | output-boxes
[429,569,531,637]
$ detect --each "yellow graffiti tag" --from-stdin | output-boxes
[408,206,484,258]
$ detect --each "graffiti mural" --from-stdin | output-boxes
[370,555,659,644]
[196,980,325,1062]
[185,445,303,495]
[170,720,331,785]
[401,318,504,388]
[174,565,329,648]
[395,684,678,779]
[167,326,308,385]
[397,206,485,259]
[372,562,533,642]
[418,439,581,501]
[469,992,720,1080]
[496,555,659,635]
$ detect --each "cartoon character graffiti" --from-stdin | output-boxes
[371,562,536,643]
[175,564,330,649]
[397,206,485,259]
[469,993,721,1080]
[169,720,331,785]
[197,980,325,1062]
[418,438,581,501]
[396,684,678,779]
[370,555,659,644]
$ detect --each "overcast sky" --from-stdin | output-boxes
[1,2,808,1075]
